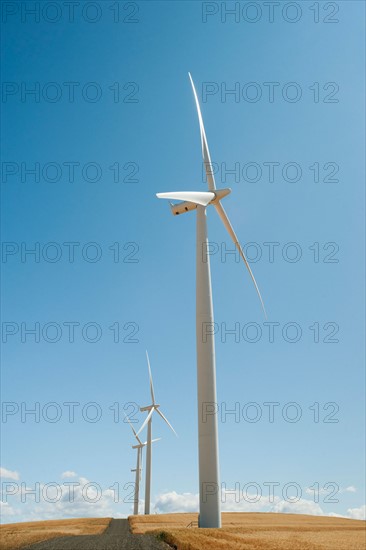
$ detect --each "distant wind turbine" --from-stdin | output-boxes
[125,415,160,515]
[156,73,266,528]
[137,351,176,515]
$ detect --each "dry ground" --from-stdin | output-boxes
[0,517,111,550]
[129,512,366,550]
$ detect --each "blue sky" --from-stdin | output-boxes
[1,1,365,522]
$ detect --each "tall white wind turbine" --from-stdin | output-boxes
[137,351,176,515]
[156,73,266,528]
[125,416,161,515]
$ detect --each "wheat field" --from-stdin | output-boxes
[129,512,366,550]
[0,517,111,550]
[1,514,364,550]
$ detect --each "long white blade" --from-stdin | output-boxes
[214,201,267,318]
[156,408,177,436]
[188,72,216,192]
[124,413,143,445]
[146,350,155,405]
[157,191,214,206]
[136,407,154,436]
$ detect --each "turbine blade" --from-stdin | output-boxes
[188,72,216,192]
[146,350,155,404]
[136,408,154,436]
[214,201,267,318]
[124,413,143,445]
[157,191,214,206]
[156,408,177,436]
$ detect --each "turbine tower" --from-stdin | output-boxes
[156,73,266,528]
[137,351,176,515]
[125,415,160,515]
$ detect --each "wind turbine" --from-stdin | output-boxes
[137,351,176,515]
[156,73,266,528]
[125,415,160,515]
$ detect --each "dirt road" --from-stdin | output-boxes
[25,519,169,550]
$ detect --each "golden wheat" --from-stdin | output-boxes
[0,517,111,550]
[129,512,366,550]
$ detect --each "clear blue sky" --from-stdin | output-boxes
[1,1,365,522]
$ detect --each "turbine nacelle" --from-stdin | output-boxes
[157,188,231,216]
[140,404,160,412]
[132,437,160,449]
[170,200,198,216]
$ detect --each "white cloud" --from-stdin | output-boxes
[345,486,357,493]
[0,467,20,481]
[40,476,117,519]
[154,491,365,518]
[221,489,280,513]
[273,498,324,515]
[0,474,129,524]
[61,471,77,479]
[154,491,199,513]
[153,490,280,514]
[347,504,366,520]
[0,501,17,517]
